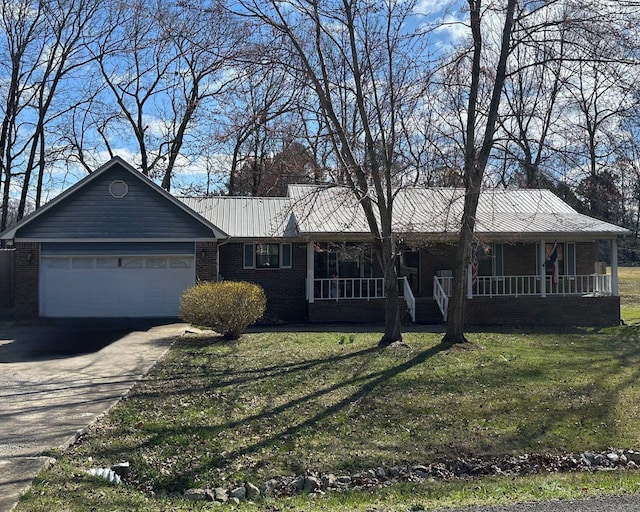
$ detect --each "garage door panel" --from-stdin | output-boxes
[40,256,195,318]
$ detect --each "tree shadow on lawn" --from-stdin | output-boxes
[134,336,384,400]
[86,342,450,491]
[85,330,640,494]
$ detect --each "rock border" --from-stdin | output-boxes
[182,448,640,503]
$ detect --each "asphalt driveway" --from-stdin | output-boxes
[0,322,185,512]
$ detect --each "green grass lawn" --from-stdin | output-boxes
[16,268,640,511]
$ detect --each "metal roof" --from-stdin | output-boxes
[287,185,629,238]
[179,196,296,238]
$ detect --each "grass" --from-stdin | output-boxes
[16,267,640,511]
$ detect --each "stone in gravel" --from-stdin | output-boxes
[213,487,228,502]
[292,475,306,490]
[375,467,387,479]
[245,482,261,498]
[304,476,321,492]
[337,475,352,484]
[183,488,212,501]
[262,479,279,495]
[607,452,620,463]
[322,474,337,487]
[625,450,640,463]
[229,497,240,505]
[230,486,246,500]
[388,466,401,478]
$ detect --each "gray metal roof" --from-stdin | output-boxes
[179,196,296,238]
[287,185,629,238]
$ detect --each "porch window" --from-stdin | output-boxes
[476,243,503,276]
[536,242,576,277]
[243,243,292,269]
[313,242,373,278]
[566,242,576,275]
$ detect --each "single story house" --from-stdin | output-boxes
[0,157,629,327]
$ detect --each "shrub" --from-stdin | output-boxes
[179,281,267,339]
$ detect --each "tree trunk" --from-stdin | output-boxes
[442,0,516,345]
[379,234,402,346]
[442,183,481,344]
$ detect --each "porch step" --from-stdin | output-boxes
[414,298,445,324]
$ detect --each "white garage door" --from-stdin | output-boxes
[40,255,195,317]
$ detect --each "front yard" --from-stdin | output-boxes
[16,268,640,511]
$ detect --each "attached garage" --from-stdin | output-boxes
[39,243,196,317]
[1,157,226,320]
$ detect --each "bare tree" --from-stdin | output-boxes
[81,0,240,190]
[219,61,302,196]
[496,3,570,188]
[234,0,430,345]
[0,0,102,231]
[442,0,517,344]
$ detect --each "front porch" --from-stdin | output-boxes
[304,239,622,327]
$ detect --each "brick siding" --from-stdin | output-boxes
[218,242,307,322]
[195,241,218,281]
[14,242,39,319]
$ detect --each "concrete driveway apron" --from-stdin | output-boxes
[0,322,185,512]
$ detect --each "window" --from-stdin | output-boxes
[256,243,279,268]
[146,257,167,269]
[494,244,504,276]
[475,243,503,276]
[566,243,576,276]
[313,242,372,278]
[122,257,143,269]
[545,243,564,277]
[72,257,94,269]
[536,243,576,277]
[97,257,119,269]
[170,257,192,269]
[243,243,292,269]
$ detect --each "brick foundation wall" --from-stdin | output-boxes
[219,242,307,322]
[14,242,39,319]
[308,299,411,324]
[195,241,218,281]
[308,300,385,323]
[465,295,620,327]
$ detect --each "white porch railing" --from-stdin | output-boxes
[314,277,385,300]
[433,276,449,322]
[313,276,416,321]
[435,274,612,298]
[401,276,416,322]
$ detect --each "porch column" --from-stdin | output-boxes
[306,240,315,303]
[539,239,546,298]
[467,261,473,299]
[611,238,619,297]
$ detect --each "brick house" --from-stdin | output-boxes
[0,157,629,327]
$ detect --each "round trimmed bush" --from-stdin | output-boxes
[179,281,266,339]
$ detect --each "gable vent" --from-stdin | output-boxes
[109,180,128,198]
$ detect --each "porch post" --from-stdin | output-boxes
[306,240,315,303]
[467,261,473,299]
[540,239,546,298]
[611,238,619,297]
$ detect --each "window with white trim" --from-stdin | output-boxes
[243,243,292,269]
